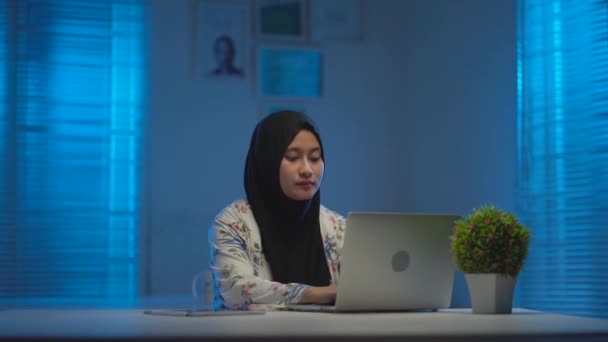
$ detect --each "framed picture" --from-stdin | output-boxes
[256,46,322,98]
[310,0,364,42]
[192,0,249,78]
[254,0,308,41]
[258,101,307,118]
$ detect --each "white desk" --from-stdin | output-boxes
[1,308,607,341]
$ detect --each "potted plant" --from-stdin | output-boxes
[450,205,531,314]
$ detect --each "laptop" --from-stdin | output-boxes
[286,212,459,312]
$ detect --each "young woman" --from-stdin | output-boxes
[208,111,346,311]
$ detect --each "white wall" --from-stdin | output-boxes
[389,0,517,308]
[144,0,516,307]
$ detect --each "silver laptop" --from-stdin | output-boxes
[286,212,459,312]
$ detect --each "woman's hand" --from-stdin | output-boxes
[299,284,338,304]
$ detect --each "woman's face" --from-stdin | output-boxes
[279,130,324,201]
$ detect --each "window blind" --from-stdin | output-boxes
[0,0,145,304]
[516,0,608,318]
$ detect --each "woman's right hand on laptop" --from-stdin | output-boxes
[298,284,337,305]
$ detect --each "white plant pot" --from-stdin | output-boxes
[465,273,516,314]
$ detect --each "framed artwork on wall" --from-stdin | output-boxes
[192,0,249,78]
[310,0,364,42]
[254,0,308,41]
[256,46,322,98]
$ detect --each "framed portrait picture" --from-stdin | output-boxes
[192,0,249,78]
[254,0,308,41]
[256,46,322,98]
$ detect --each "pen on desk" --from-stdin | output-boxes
[187,310,266,317]
[143,309,190,317]
[143,309,266,317]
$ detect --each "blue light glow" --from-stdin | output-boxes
[516,0,608,318]
[1,0,145,304]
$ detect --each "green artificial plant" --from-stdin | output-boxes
[451,205,531,277]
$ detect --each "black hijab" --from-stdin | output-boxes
[244,111,331,286]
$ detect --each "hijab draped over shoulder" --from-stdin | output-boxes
[244,110,331,287]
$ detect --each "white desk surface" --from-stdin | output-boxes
[1,308,607,341]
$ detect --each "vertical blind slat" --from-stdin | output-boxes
[516,0,608,319]
[0,0,144,302]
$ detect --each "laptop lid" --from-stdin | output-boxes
[333,212,459,312]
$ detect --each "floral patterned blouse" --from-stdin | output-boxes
[208,199,346,311]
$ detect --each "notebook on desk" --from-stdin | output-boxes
[286,212,459,313]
